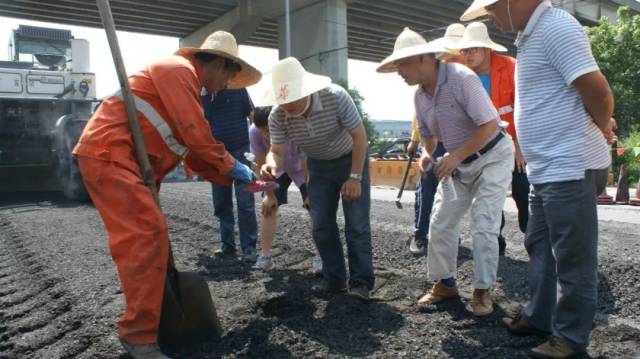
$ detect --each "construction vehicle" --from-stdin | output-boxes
[0,25,97,200]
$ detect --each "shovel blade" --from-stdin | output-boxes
[158,271,222,346]
[395,199,403,209]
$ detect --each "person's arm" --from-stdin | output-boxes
[543,17,614,137]
[572,71,614,133]
[408,114,420,155]
[514,138,526,173]
[434,71,501,180]
[340,123,368,201]
[418,134,437,173]
[260,143,286,179]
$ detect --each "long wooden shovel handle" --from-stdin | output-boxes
[96,0,160,207]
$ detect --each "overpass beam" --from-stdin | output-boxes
[278,0,348,83]
[180,0,262,47]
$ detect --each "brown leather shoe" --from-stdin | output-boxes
[470,289,493,316]
[417,281,459,306]
[503,312,548,336]
[528,336,586,358]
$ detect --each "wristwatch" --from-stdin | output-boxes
[349,173,362,181]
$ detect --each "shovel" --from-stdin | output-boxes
[96,0,221,346]
[395,153,415,209]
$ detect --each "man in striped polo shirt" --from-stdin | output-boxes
[378,28,515,317]
[462,0,616,357]
[260,57,374,300]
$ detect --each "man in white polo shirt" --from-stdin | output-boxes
[462,0,615,357]
[378,28,514,317]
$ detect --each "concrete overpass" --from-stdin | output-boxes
[1,0,637,82]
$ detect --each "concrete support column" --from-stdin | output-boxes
[278,0,348,83]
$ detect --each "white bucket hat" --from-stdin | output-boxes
[266,57,331,105]
[175,30,262,89]
[460,0,499,22]
[430,23,465,54]
[448,22,507,52]
[376,27,445,73]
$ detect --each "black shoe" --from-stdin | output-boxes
[214,247,236,258]
[409,237,427,255]
[498,235,507,256]
[348,282,370,301]
[502,312,549,337]
[312,280,347,293]
[242,251,258,263]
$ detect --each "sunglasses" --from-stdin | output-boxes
[223,58,242,73]
[459,47,481,56]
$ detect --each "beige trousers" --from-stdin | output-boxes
[426,135,514,289]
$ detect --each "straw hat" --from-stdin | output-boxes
[376,27,445,73]
[175,31,262,89]
[430,23,466,54]
[266,57,331,105]
[448,22,506,52]
[460,0,499,22]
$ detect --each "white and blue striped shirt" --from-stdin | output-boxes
[514,1,610,184]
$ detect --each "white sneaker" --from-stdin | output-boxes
[119,338,171,359]
[312,255,323,274]
[253,255,273,271]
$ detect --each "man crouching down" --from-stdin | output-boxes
[260,57,374,300]
[377,28,514,316]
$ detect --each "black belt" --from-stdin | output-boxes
[462,131,505,164]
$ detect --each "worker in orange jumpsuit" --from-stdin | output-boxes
[72,31,261,359]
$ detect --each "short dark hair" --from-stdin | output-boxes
[254,106,272,128]
[194,52,219,63]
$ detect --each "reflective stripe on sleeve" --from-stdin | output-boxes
[113,90,189,158]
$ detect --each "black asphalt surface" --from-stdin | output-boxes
[0,182,639,358]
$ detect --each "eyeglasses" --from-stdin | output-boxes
[459,47,481,56]
[224,58,242,73]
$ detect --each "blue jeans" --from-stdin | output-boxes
[522,169,607,349]
[211,145,257,255]
[414,142,446,242]
[307,153,374,290]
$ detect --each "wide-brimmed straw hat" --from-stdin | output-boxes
[175,31,262,89]
[448,22,507,52]
[376,27,445,73]
[430,23,466,54]
[460,0,499,22]
[266,57,331,105]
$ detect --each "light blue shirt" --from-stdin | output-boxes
[478,73,491,95]
[514,1,609,184]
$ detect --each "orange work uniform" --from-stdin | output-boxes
[73,55,235,345]
[489,52,516,139]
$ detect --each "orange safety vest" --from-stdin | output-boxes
[73,55,235,186]
[489,52,517,140]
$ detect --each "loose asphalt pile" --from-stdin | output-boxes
[0,182,639,358]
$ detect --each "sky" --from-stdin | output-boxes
[0,16,416,121]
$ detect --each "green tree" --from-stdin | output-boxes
[337,80,377,143]
[586,7,640,138]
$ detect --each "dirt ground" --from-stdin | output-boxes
[1,182,639,358]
